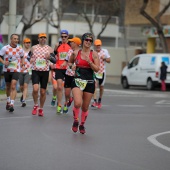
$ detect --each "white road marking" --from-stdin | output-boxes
[147,131,170,152]
[117,105,145,107]
[155,100,166,104]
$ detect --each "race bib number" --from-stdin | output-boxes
[95,72,103,79]
[75,78,87,91]
[59,52,67,60]
[36,58,46,68]
[8,61,17,69]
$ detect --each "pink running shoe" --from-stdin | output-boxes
[38,108,44,117]
[32,105,38,115]
[72,121,79,133]
[79,125,86,134]
[67,97,73,107]
[91,102,98,108]
[98,102,102,109]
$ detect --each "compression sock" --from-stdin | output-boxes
[73,107,80,122]
[80,111,89,125]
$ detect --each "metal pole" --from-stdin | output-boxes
[8,0,17,42]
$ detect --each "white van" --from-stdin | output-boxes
[121,53,170,90]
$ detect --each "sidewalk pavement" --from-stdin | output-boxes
[0,83,122,101]
[0,91,23,101]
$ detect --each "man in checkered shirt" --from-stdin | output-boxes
[91,39,111,109]
[30,33,55,117]
[0,34,24,112]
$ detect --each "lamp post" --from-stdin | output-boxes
[8,0,17,42]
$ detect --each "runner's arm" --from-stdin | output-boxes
[89,51,100,72]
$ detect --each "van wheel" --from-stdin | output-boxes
[122,77,129,89]
[147,79,154,90]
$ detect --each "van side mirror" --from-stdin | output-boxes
[127,63,131,69]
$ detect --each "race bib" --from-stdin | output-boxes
[8,61,17,69]
[28,68,32,75]
[95,72,103,79]
[75,78,87,90]
[59,52,67,60]
[36,58,46,68]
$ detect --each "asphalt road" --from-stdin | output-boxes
[0,84,170,170]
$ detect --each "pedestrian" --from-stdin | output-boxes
[160,61,167,91]
[91,39,111,108]
[69,33,100,134]
[52,29,71,114]
[0,34,24,112]
[19,38,32,107]
[30,33,55,116]
[61,37,82,113]
[0,34,5,90]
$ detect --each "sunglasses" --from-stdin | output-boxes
[61,36,67,38]
[85,39,92,42]
[25,42,31,44]
[40,37,46,39]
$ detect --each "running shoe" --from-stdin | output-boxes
[63,105,68,114]
[67,97,73,107]
[32,105,38,115]
[79,125,86,134]
[20,95,23,103]
[72,121,79,133]
[51,98,56,106]
[38,108,44,117]
[98,102,102,109]
[6,102,10,110]
[91,102,98,108]
[9,105,14,112]
[21,101,26,107]
[56,105,62,114]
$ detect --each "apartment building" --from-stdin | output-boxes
[0,0,121,48]
[124,0,170,53]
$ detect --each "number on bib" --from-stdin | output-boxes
[75,78,87,91]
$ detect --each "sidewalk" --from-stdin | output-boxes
[0,83,122,101]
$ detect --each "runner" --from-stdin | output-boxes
[91,39,111,108]
[69,33,100,134]
[30,33,55,116]
[53,29,71,114]
[61,37,82,113]
[19,38,32,107]
[0,34,24,112]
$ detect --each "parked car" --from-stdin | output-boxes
[121,53,170,90]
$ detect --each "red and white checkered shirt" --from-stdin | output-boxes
[97,49,110,73]
[65,49,75,76]
[20,51,31,73]
[31,45,50,71]
[0,44,24,72]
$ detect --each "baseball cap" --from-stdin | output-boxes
[60,29,69,35]
[94,39,102,46]
[38,33,47,38]
[68,37,82,45]
[23,38,31,43]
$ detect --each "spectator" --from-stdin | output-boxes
[160,61,167,91]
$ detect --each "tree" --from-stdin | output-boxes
[47,0,74,34]
[140,0,170,53]
[0,0,8,24]
[75,0,120,39]
[20,0,47,40]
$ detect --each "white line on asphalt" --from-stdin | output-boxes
[147,131,170,152]
[0,116,31,120]
[117,105,145,107]
[154,105,170,107]
[155,100,166,104]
